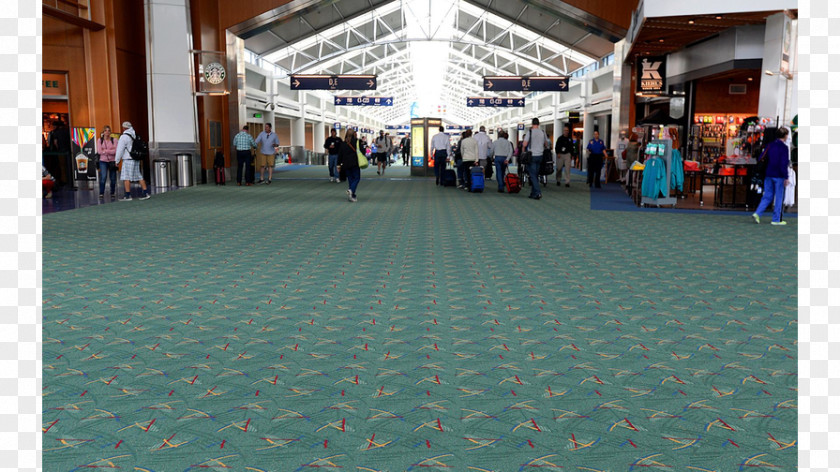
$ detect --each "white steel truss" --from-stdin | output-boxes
[256,0,601,124]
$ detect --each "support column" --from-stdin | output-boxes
[144,0,198,186]
[758,12,795,124]
[314,99,326,154]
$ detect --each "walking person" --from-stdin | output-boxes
[324,128,343,183]
[255,123,279,184]
[116,121,150,201]
[521,118,550,200]
[336,128,362,202]
[457,129,477,189]
[751,127,791,226]
[375,130,390,175]
[400,135,410,166]
[474,126,492,170]
[430,126,450,186]
[492,131,514,193]
[554,125,573,187]
[233,125,257,186]
[97,125,118,198]
[586,130,606,188]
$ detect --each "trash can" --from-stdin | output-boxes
[153,159,171,188]
[176,153,193,187]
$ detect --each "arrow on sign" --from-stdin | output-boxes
[468,99,474,105]
[559,80,567,89]
[367,80,375,88]
[293,79,301,88]
[485,80,494,89]
[518,99,524,106]
[386,99,392,105]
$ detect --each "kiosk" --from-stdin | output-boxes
[410,117,443,177]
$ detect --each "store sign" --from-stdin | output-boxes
[196,51,228,94]
[43,73,67,97]
[636,55,667,95]
[669,97,685,119]
[568,111,581,121]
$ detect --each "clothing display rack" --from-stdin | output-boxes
[641,138,677,208]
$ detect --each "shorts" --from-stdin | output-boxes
[120,159,143,181]
[376,153,387,163]
[256,151,276,168]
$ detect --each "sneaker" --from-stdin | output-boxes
[99,194,104,199]
[377,171,380,175]
[138,194,151,200]
[350,196,357,202]
[751,213,760,224]
[346,189,353,201]
[265,179,271,185]
[771,221,787,226]
[119,195,132,201]
[257,179,264,184]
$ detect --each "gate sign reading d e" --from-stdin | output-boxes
[636,56,667,95]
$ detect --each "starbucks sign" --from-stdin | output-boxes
[204,62,226,85]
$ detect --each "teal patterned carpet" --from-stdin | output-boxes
[42,166,797,472]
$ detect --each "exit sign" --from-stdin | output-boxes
[253,113,262,118]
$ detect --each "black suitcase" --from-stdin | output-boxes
[213,151,226,185]
[441,168,457,187]
[246,156,256,183]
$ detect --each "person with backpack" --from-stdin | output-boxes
[97,125,118,198]
[116,121,150,201]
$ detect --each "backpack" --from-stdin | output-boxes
[126,133,149,160]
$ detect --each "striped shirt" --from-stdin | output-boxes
[233,131,256,151]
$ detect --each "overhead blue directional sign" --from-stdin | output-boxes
[334,96,394,106]
[466,97,525,108]
[483,76,570,92]
[289,74,377,91]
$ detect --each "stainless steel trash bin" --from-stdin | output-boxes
[176,153,193,187]
[153,159,171,188]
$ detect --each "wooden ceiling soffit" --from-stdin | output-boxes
[229,0,338,39]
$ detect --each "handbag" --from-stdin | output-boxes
[356,144,369,169]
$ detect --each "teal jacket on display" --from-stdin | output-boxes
[670,149,684,192]
[641,156,667,198]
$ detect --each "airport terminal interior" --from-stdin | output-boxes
[42,1,798,470]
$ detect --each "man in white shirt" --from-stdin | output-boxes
[521,118,551,200]
[458,129,478,189]
[474,126,492,170]
[430,126,451,186]
[375,130,391,176]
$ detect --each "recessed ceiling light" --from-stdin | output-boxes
[716,16,722,20]
[659,38,665,43]
[747,77,753,81]
[688,19,695,24]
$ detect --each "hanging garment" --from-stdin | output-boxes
[641,156,667,199]
[784,166,796,206]
[670,149,684,192]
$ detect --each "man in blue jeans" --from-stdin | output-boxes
[323,129,342,183]
[752,127,791,226]
[521,118,550,200]
[430,126,450,185]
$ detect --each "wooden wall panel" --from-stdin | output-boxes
[694,78,760,115]
[562,0,634,30]
[112,0,149,141]
[218,0,293,30]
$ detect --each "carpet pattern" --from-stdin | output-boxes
[42,167,797,471]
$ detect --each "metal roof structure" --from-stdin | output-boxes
[242,0,620,125]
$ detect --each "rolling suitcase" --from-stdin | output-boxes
[441,168,457,187]
[213,151,226,185]
[504,173,521,194]
[470,166,485,193]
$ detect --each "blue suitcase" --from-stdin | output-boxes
[470,166,484,193]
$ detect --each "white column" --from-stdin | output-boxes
[314,99,326,153]
[144,0,198,185]
[758,12,794,124]
[583,112,595,148]
[291,92,306,147]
